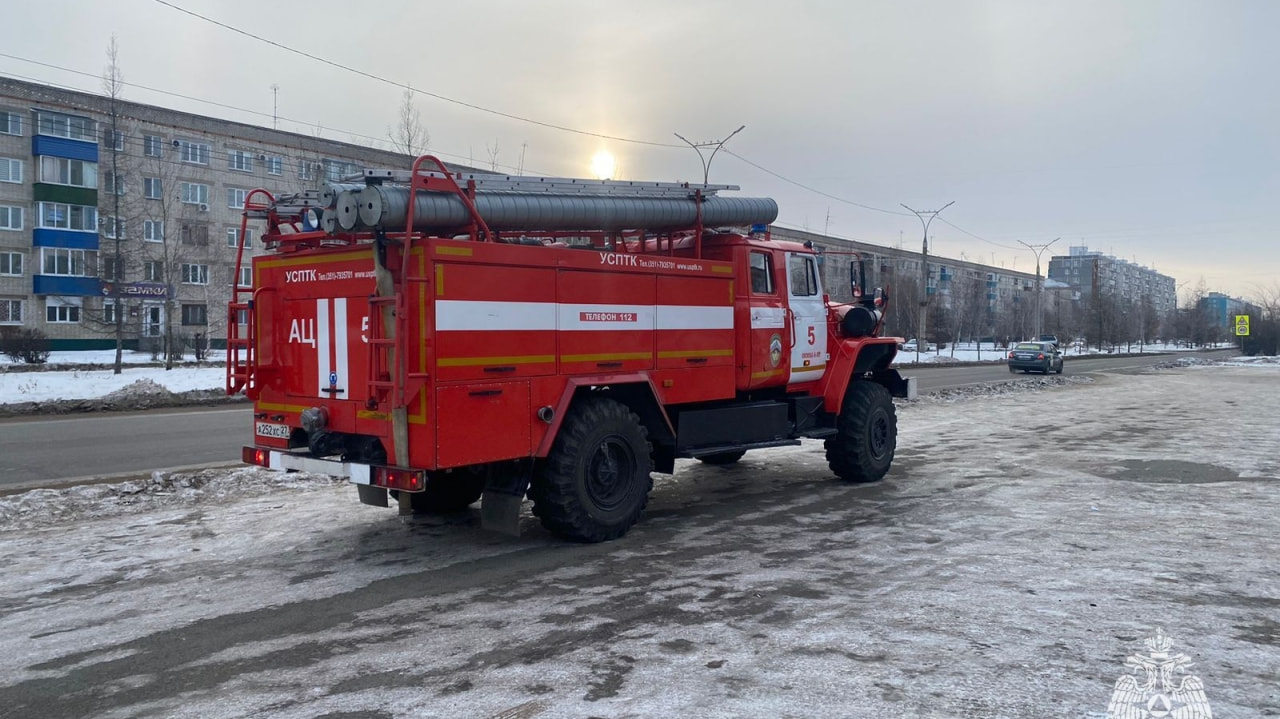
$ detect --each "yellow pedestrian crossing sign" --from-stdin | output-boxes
[1235,315,1250,336]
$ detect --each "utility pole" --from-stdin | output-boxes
[901,201,954,360]
[271,84,279,129]
[673,125,746,184]
[1016,237,1060,339]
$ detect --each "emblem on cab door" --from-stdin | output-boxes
[769,334,782,367]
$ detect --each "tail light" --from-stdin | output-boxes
[1008,351,1014,359]
[373,466,426,492]
[243,446,270,467]
[1037,353,1045,359]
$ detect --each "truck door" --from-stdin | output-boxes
[746,249,787,386]
[785,252,826,384]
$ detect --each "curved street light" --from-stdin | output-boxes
[674,125,746,185]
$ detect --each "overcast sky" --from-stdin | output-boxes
[3,0,1276,299]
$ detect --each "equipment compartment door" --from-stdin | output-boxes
[436,381,532,467]
[785,252,826,384]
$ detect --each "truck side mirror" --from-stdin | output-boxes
[849,258,869,300]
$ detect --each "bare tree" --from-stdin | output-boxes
[387,86,428,157]
[102,35,128,374]
[485,139,501,171]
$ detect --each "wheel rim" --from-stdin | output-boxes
[868,411,890,459]
[585,435,636,511]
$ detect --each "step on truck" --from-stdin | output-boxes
[228,156,914,542]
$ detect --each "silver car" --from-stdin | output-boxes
[1008,341,1064,374]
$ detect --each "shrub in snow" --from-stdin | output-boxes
[0,327,51,364]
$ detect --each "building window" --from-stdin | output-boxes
[228,150,254,173]
[180,182,209,206]
[238,265,252,288]
[143,261,163,282]
[143,176,162,199]
[265,156,283,175]
[102,128,125,151]
[180,224,209,246]
[38,157,97,188]
[103,299,120,325]
[0,251,22,276]
[103,216,126,239]
[144,134,164,157]
[38,202,97,232]
[181,263,209,285]
[224,227,254,247]
[103,170,125,196]
[0,111,21,136]
[101,256,122,282]
[0,298,22,324]
[178,140,211,165]
[181,303,208,325]
[143,220,164,243]
[41,248,89,276]
[0,205,22,231]
[35,111,96,141]
[0,157,22,184]
[323,159,358,182]
[227,187,247,210]
[46,298,82,323]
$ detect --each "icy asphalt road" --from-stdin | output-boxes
[1,366,1277,718]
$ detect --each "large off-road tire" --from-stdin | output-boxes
[825,381,897,484]
[698,450,747,465]
[529,398,653,543]
[407,467,488,514]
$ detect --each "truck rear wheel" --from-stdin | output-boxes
[698,450,746,465]
[406,467,488,513]
[530,398,653,543]
[825,381,897,483]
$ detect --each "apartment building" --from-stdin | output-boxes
[1046,245,1176,314]
[0,76,436,350]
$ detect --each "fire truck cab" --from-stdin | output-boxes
[230,157,912,542]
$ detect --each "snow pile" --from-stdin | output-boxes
[909,375,1095,404]
[101,377,172,401]
[1151,355,1280,370]
[0,467,343,531]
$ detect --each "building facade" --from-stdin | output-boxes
[1046,245,1176,315]
[0,77,436,351]
[1198,292,1258,330]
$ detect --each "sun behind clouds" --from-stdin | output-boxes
[590,150,616,180]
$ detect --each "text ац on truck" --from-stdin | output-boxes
[227,156,915,543]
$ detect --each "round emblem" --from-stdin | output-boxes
[769,334,783,368]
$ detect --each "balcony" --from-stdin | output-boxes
[33,274,102,296]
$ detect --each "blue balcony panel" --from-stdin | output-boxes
[32,135,98,163]
[33,274,102,296]
[33,228,99,250]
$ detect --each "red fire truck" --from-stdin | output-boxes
[229,156,912,542]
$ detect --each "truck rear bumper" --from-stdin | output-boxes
[244,446,372,484]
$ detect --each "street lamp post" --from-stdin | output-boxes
[1017,237,1060,340]
[901,201,955,361]
[673,125,746,185]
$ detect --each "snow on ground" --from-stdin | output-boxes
[0,350,227,405]
[1,364,1278,718]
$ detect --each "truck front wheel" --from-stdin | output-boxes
[530,398,654,542]
[825,381,897,483]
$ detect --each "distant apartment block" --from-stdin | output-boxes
[1046,246,1176,314]
[1198,292,1259,330]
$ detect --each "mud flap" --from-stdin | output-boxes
[873,369,917,400]
[481,462,534,536]
[356,484,389,508]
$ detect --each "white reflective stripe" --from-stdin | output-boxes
[268,450,373,484]
[333,297,348,394]
[436,300,733,332]
[655,305,734,330]
[750,307,786,329]
[558,304,655,330]
[436,300,557,331]
[316,298,331,398]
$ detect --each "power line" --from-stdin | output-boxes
[724,150,911,217]
[937,217,1020,250]
[152,0,684,149]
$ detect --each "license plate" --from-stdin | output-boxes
[255,422,291,439]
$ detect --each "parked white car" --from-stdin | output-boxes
[900,339,937,352]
